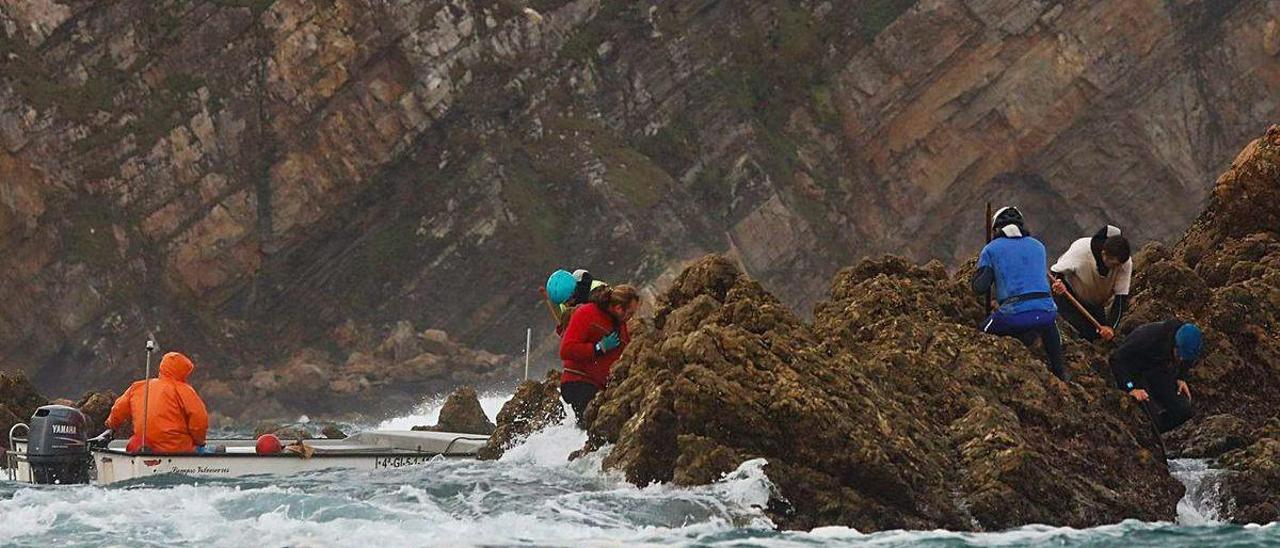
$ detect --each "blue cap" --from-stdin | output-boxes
[546,270,576,305]
[1176,324,1203,362]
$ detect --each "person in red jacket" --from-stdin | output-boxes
[559,284,640,424]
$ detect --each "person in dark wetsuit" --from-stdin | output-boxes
[1109,320,1203,433]
[971,206,1067,381]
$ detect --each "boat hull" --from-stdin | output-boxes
[91,451,447,484]
[5,430,489,486]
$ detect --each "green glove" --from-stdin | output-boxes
[595,332,621,354]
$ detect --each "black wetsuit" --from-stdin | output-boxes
[1108,320,1195,432]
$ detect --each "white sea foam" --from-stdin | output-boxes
[1,466,1275,548]
[497,402,588,468]
[2,403,1275,547]
[1170,458,1225,525]
[374,393,510,430]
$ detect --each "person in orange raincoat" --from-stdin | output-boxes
[104,352,210,454]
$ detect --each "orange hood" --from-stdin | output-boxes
[158,352,195,382]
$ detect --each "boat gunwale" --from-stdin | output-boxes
[90,448,485,458]
[91,434,491,459]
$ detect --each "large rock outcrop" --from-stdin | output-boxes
[412,385,495,435]
[1215,419,1280,524]
[1125,125,1280,432]
[576,255,1181,532]
[478,371,565,460]
[2,1,1278,412]
[1124,125,1280,524]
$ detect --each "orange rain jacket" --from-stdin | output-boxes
[105,352,209,453]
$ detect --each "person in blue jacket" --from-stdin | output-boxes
[971,206,1067,380]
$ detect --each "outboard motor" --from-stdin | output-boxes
[26,405,91,484]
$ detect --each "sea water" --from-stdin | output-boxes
[2,395,1276,547]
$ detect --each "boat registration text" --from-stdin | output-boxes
[374,456,433,469]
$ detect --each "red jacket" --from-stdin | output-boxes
[559,303,630,389]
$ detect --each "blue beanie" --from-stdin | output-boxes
[1176,324,1203,362]
[546,270,576,305]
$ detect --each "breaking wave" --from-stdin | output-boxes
[2,398,1276,547]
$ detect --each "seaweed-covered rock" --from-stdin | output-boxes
[412,386,495,435]
[1216,419,1280,524]
[1164,414,1252,459]
[478,372,565,460]
[577,255,1180,532]
[1,371,46,448]
[1126,126,1280,433]
[75,391,120,439]
[252,423,313,440]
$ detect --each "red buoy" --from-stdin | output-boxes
[255,434,283,455]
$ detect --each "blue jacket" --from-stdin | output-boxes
[974,236,1057,314]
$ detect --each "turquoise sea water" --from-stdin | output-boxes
[2,397,1276,547]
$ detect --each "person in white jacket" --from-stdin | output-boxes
[1049,225,1132,342]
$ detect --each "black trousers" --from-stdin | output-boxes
[1147,366,1194,433]
[560,381,599,427]
[1054,295,1106,341]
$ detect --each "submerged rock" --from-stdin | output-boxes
[576,255,1180,532]
[413,386,495,436]
[478,372,564,460]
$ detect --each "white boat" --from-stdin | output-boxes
[4,407,488,486]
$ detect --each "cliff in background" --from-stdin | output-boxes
[1,0,1278,412]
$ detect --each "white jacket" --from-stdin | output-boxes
[1051,237,1131,307]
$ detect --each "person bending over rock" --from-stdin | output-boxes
[1050,225,1132,342]
[971,206,1067,380]
[559,284,640,425]
[1109,320,1202,433]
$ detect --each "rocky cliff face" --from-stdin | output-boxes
[2,0,1278,412]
